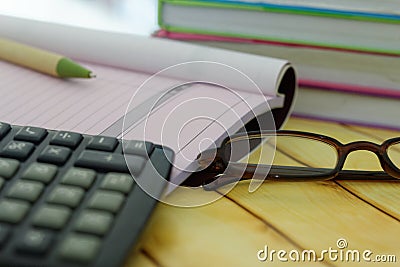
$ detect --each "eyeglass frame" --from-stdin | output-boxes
[184,130,400,189]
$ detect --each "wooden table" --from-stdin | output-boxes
[126,117,400,267]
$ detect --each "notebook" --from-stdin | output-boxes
[0,15,297,193]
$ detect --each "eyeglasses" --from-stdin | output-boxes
[187,130,400,190]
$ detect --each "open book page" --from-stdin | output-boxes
[0,15,296,190]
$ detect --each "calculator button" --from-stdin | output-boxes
[47,185,84,208]
[75,150,128,173]
[22,163,58,184]
[0,141,34,161]
[0,122,11,140]
[88,190,124,213]
[75,210,113,236]
[123,140,154,157]
[16,229,53,255]
[32,205,71,230]
[0,224,11,248]
[7,181,44,202]
[61,167,96,189]
[0,199,30,224]
[100,173,134,194]
[0,158,20,179]
[38,145,71,166]
[87,136,118,152]
[59,234,101,263]
[14,126,47,144]
[51,131,83,148]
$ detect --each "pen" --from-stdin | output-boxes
[0,37,95,78]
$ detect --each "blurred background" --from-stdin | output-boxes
[0,0,158,35]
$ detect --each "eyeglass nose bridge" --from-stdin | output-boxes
[338,141,387,170]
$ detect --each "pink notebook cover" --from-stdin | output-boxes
[156,30,400,99]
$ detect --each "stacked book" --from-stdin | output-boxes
[156,0,400,129]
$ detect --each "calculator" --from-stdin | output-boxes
[0,122,174,267]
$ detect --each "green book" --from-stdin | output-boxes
[158,0,400,55]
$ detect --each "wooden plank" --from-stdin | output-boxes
[339,180,400,218]
[225,181,400,266]
[124,251,159,267]
[129,187,330,267]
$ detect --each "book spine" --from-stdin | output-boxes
[162,0,400,24]
[156,30,400,57]
[158,26,400,55]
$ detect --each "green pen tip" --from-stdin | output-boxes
[56,58,94,79]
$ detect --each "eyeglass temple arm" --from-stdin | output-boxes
[335,169,394,180]
[202,165,397,190]
[228,165,397,180]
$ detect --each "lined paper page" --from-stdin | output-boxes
[0,60,179,135]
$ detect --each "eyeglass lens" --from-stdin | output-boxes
[224,134,340,177]
[387,141,400,169]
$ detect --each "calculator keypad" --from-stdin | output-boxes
[0,122,172,267]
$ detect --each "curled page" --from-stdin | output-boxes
[0,15,294,98]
